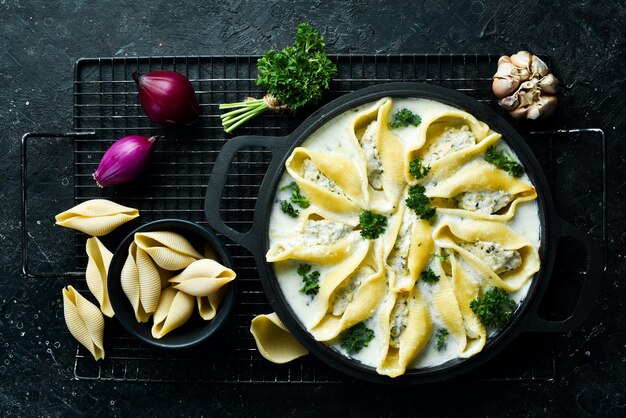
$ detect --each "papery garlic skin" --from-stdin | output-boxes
[493,51,559,119]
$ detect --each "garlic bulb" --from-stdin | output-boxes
[492,51,559,119]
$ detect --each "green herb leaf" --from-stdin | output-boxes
[470,287,517,328]
[297,264,320,296]
[359,210,388,239]
[280,200,299,218]
[388,108,422,129]
[408,158,431,180]
[484,146,524,177]
[340,322,375,354]
[281,182,310,208]
[406,185,436,221]
[435,328,449,351]
[420,268,440,284]
[433,252,448,263]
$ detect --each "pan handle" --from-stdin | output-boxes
[525,218,604,333]
[204,135,291,252]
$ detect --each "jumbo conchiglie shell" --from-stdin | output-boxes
[151,286,195,339]
[120,243,151,323]
[134,231,203,270]
[62,286,105,361]
[250,313,309,364]
[85,237,114,317]
[168,259,236,297]
[55,199,139,236]
[196,288,227,321]
[425,160,537,221]
[285,147,366,213]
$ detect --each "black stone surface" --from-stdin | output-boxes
[1,0,625,416]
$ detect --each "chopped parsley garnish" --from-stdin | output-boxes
[435,328,450,351]
[433,252,448,263]
[359,210,388,239]
[470,287,517,328]
[408,157,431,180]
[406,185,436,221]
[297,264,320,296]
[420,268,440,284]
[340,322,375,354]
[484,146,524,177]
[388,108,422,129]
[280,200,299,218]
[280,182,310,208]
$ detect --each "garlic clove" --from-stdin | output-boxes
[492,77,520,98]
[531,55,550,77]
[539,73,559,94]
[509,106,529,119]
[493,62,519,79]
[510,51,532,70]
[499,95,519,111]
[497,55,512,66]
[526,104,543,120]
[539,95,558,117]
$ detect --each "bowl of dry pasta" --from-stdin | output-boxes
[107,219,237,349]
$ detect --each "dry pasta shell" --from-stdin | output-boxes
[55,199,139,236]
[62,285,105,361]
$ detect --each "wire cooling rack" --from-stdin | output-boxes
[22,54,606,383]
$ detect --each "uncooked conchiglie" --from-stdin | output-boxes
[55,199,139,236]
[250,313,309,364]
[169,258,236,297]
[151,286,195,339]
[62,286,105,361]
[134,231,202,270]
[85,237,115,317]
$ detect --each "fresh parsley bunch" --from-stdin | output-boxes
[220,23,337,133]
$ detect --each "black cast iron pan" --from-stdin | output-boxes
[204,83,603,384]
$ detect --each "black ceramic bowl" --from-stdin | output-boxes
[204,83,603,383]
[107,219,236,349]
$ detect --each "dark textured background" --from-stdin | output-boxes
[1,0,625,416]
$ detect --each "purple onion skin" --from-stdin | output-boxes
[93,135,157,187]
[132,70,201,126]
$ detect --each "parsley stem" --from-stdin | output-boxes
[220,100,269,133]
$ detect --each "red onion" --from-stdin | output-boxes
[93,135,158,187]
[132,70,201,126]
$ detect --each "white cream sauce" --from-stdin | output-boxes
[267,98,542,371]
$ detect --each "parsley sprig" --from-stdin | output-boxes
[220,23,337,133]
[340,322,375,354]
[435,328,449,351]
[408,157,431,180]
[433,252,449,263]
[420,268,440,285]
[281,182,310,208]
[406,185,436,221]
[359,210,388,239]
[389,108,422,129]
[297,264,320,296]
[280,200,299,218]
[470,288,517,328]
[484,146,525,177]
